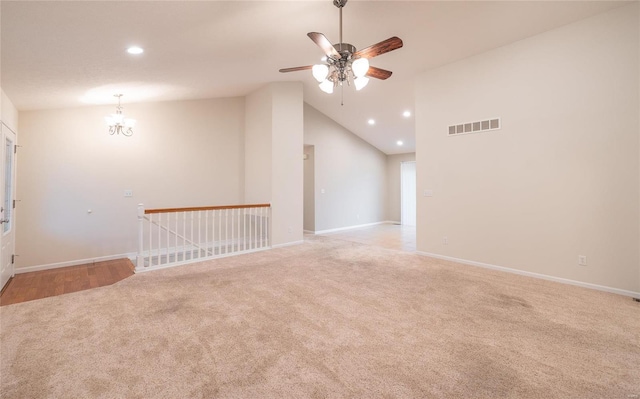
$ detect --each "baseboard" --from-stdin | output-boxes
[16,252,136,274]
[313,221,396,235]
[416,251,640,299]
[271,240,304,249]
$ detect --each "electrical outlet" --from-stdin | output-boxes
[356,214,360,220]
[578,255,587,266]
[124,189,133,198]
[443,236,448,245]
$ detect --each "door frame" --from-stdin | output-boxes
[0,121,17,291]
[400,160,416,226]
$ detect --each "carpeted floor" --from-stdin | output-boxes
[1,236,638,398]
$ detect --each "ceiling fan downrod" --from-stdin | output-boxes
[334,0,347,45]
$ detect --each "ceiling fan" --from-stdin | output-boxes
[279,0,403,98]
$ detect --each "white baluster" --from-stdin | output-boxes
[174,211,178,263]
[260,207,264,248]
[149,213,154,267]
[197,210,202,258]
[157,213,162,265]
[166,213,171,264]
[231,208,235,253]
[205,210,209,257]
[225,209,229,254]
[182,211,186,262]
[137,204,145,270]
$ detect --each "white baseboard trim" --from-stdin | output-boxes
[271,240,304,249]
[16,252,136,274]
[313,221,396,235]
[416,251,640,299]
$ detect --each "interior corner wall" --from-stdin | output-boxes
[386,153,415,223]
[270,82,304,245]
[303,103,386,232]
[244,86,273,204]
[303,145,315,232]
[17,97,246,269]
[244,82,304,246]
[1,89,18,132]
[416,4,640,293]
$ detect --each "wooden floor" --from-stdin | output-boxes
[0,258,135,306]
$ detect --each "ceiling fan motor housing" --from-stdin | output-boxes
[327,43,356,84]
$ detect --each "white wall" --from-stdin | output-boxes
[303,145,315,232]
[386,153,415,223]
[17,97,246,269]
[270,82,304,245]
[304,103,387,232]
[416,4,639,293]
[244,86,272,204]
[1,89,18,132]
[245,82,304,246]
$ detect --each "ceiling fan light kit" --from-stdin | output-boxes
[280,0,403,101]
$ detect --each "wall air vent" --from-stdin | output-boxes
[448,118,501,136]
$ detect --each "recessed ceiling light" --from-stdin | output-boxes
[397,140,403,146]
[368,119,375,125]
[403,111,411,117]
[127,46,144,55]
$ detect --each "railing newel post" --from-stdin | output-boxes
[136,203,145,271]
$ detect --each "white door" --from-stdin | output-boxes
[401,161,416,226]
[0,123,17,291]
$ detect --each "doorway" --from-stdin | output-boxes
[0,122,17,291]
[401,161,416,226]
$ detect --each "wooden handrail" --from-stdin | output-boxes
[145,203,270,214]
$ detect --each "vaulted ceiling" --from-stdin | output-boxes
[0,1,625,154]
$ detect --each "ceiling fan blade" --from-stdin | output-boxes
[355,36,403,59]
[308,32,341,60]
[279,65,314,73]
[366,66,393,80]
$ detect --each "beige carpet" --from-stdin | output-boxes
[1,236,638,398]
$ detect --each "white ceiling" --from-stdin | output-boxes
[0,1,626,154]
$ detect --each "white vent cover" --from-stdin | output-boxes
[448,118,501,136]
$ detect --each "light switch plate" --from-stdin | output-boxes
[423,189,433,197]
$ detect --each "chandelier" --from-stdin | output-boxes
[105,94,136,136]
[312,51,369,94]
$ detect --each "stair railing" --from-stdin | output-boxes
[136,203,271,272]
